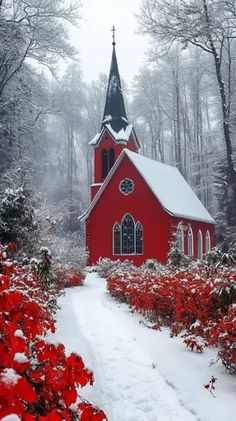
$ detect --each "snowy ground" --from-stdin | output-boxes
[51,273,236,421]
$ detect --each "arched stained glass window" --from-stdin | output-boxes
[136,222,143,254]
[188,227,194,257]
[102,149,108,179]
[205,231,211,254]
[113,214,143,255]
[113,222,121,255]
[198,230,203,260]
[122,214,135,254]
[176,224,184,253]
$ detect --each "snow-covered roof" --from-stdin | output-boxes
[79,149,215,224]
[89,124,140,147]
[125,150,214,223]
[89,132,101,146]
[106,123,133,141]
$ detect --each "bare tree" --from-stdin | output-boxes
[131,68,166,162]
[0,0,80,98]
[138,0,236,226]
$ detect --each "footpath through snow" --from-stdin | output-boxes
[51,273,236,421]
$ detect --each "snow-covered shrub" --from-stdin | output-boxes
[95,257,136,278]
[206,245,236,268]
[141,259,170,275]
[38,209,88,269]
[92,258,115,278]
[167,245,191,268]
[206,247,224,266]
[0,244,107,420]
[55,267,84,288]
[107,265,236,373]
[214,279,236,306]
[0,188,38,252]
[214,305,236,374]
[37,247,54,288]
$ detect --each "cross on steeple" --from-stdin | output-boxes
[111,25,116,46]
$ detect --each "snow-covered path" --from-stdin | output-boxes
[52,273,236,421]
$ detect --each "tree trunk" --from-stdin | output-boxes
[203,0,236,225]
[172,68,182,173]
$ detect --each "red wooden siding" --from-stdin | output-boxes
[87,154,216,266]
[93,129,137,184]
[171,217,216,259]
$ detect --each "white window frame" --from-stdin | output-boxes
[113,222,121,255]
[197,230,203,260]
[176,224,185,253]
[135,221,143,255]
[188,226,194,257]
[205,230,211,254]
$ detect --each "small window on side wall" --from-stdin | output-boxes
[205,231,211,254]
[188,227,194,257]
[176,224,184,253]
[198,230,203,260]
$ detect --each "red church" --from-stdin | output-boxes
[80,40,216,266]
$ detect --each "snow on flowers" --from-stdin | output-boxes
[0,245,107,421]
[106,263,236,374]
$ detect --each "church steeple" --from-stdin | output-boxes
[89,29,140,199]
[102,28,128,133]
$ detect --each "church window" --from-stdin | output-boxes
[122,213,135,254]
[109,148,115,171]
[102,149,109,179]
[136,222,143,254]
[188,226,194,257]
[119,178,134,195]
[205,231,211,254]
[198,230,203,260]
[113,214,143,255]
[176,224,184,253]
[102,148,115,179]
[113,222,121,254]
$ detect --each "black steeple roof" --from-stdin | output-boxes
[102,44,129,133]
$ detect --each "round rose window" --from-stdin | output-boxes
[119,178,134,195]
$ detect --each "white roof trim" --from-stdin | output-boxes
[79,150,126,222]
[89,124,140,148]
[79,149,215,224]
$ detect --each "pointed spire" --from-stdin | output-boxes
[102,28,129,133]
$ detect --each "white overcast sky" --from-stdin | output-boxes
[71,0,149,85]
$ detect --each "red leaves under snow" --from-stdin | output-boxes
[55,267,85,288]
[0,245,107,420]
[79,403,107,421]
[107,265,236,373]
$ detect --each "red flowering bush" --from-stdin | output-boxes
[207,304,236,373]
[55,267,85,288]
[0,245,107,420]
[107,265,236,373]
